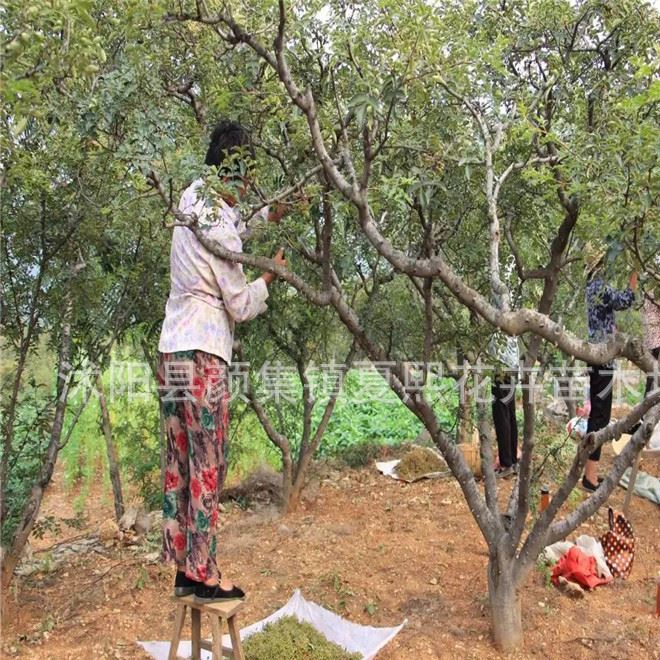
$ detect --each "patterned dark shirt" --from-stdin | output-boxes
[586,277,635,344]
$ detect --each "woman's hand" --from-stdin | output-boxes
[629,271,638,292]
[261,247,287,286]
[267,189,309,223]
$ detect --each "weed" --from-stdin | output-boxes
[324,571,354,611]
[40,614,56,634]
[536,558,553,588]
[135,566,150,590]
[363,601,378,616]
[566,487,583,512]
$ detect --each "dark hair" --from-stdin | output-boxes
[204,120,254,171]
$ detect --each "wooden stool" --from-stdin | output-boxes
[168,595,245,660]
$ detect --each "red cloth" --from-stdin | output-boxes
[551,546,612,590]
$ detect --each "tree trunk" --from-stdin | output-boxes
[457,383,474,444]
[1,341,30,524]
[140,338,167,490]
[557,372,577,419]
[287,478,304,513]
[280,450,294,514]
[286,486,301,512]
[286,443,315,513]
[286,458,307,513]
[487,556,523,652]
[97,375,124,521]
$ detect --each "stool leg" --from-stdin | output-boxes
[227,615,245,660]
[168,604,187,660]
[211,615,224,660]
[191,607,202,660]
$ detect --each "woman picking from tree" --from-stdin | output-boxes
[156,121,287,603]
[582,245,637,492]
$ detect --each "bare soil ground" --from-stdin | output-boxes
[2,444,659,660]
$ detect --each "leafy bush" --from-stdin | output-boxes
[225,402,282,480]
[1,386,53,546]
[112,393,161,511]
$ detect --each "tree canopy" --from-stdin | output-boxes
[3,0,659,649]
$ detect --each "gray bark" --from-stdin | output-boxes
[488,554,523,652]
[97,375,124,521]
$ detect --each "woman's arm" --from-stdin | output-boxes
[205,222,269,323]
[605,275,636,311]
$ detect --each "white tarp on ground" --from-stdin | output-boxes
[619,468,660,505]
[138,590,406,660]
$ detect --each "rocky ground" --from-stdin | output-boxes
[3,442,659,659]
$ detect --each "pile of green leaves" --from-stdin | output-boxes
[243,616,361,660]
[396,446,446,481]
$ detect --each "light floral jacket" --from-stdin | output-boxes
[158,179,269,364]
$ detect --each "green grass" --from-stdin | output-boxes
[310,370,458,459]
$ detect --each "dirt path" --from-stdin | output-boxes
[3,451,659,659]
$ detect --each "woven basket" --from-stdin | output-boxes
[458,442,482,478]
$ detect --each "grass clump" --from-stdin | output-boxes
[243,616,361,660]
[395,446,445,481]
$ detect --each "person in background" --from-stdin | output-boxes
[157,120,289,603]
[582,247,637,492]
[490,334,520,479]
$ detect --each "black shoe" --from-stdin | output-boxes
[174,571,198,597]
[581,476,603,493]
[495,465,514,479]
[194,583,246,603]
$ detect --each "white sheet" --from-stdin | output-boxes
[138,590,405,660]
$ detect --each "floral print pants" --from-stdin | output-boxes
[157,350,229,583]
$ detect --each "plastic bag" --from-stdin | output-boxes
[566,416,588,439]
[542,535,612,579]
